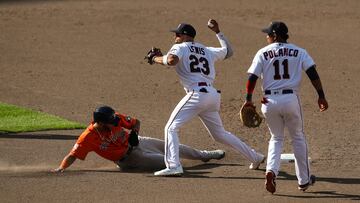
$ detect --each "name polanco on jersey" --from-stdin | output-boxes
[263,47,299,60]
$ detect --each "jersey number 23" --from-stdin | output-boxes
[189,54,210,75]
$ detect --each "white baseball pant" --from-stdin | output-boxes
[262,93,311,185]
[164,85,261,169]
[117,136,211,170]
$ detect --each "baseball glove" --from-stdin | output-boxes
[128,130,139,147]
[145,47,162,65]
[240,104,263,128]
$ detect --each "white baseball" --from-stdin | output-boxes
[207,20,214,28]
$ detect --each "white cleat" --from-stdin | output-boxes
[298,175,316,192]
[202,150,226,162]
[154,166,183,177]
[249,153,266,170]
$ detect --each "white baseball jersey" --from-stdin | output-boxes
[248,43,315,92]
[167,36,227,89]
[160,33,264,171]
[248,42,315,185]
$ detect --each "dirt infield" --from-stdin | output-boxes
[0,0,359,202]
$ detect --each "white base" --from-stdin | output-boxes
[280,153,312,164]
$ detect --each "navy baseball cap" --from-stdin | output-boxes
[170,23,196,38]
[93,106,120,126]
[262,21,288,36]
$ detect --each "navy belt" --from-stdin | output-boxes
[264,89,293,95]
[198,82,209,86]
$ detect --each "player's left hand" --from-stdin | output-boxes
[239,101,263,128]
[243,101,255,108]
[128,130,139,147]
[145,47,163,65]
[318,98,328,112]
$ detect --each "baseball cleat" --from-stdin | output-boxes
[265,171,276,194]
[298,175,316,192]
[202,150,225,162]
[154,166,183,177]
[249,153,266,170]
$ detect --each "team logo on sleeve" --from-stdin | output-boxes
[100,142,110,150]
[169,48,177,54]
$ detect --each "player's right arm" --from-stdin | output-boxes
[207,19,233,59]
[52,128,93,173]
[52,154,77,173]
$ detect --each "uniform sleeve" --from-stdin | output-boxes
[215,32,233,59]
[207,47,227,62]
[247,51,263,77]
[167,44,183,59]
[301,49,315,71]
[117,113,137,130]
[69,133,92,160]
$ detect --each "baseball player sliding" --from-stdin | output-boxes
[243,22,328,193]
[147,19,265,177]
[52,106,225,172]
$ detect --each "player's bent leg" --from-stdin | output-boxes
[138,136,165,154]
[117,149,166,171]
[199,111,262,163]
[178,142,223,161]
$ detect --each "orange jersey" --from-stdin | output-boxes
[70,113,137,161]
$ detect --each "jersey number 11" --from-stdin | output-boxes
[273,59,290,80]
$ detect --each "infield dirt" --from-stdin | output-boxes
[0,0,359,202]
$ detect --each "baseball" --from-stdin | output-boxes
[207,20,214,28]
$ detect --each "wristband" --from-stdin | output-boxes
[162,55,168,65]
[245,94,252,102]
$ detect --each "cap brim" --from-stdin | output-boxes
[262,28,271,34]
[170,29,181,34]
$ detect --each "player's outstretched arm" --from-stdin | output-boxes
[208,19,233,59]
[153,54,179,66]
[52,154,77,173]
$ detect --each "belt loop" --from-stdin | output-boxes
[264,89,293,95]
[198,82,208,87]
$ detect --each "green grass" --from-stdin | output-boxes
[0,102,86,133]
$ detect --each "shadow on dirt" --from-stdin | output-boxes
[275,191,360,201]
[0,133,78,140]
[278,171,360,185]
[0,0,62,4]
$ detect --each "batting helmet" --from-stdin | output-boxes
[93,106,119,126]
